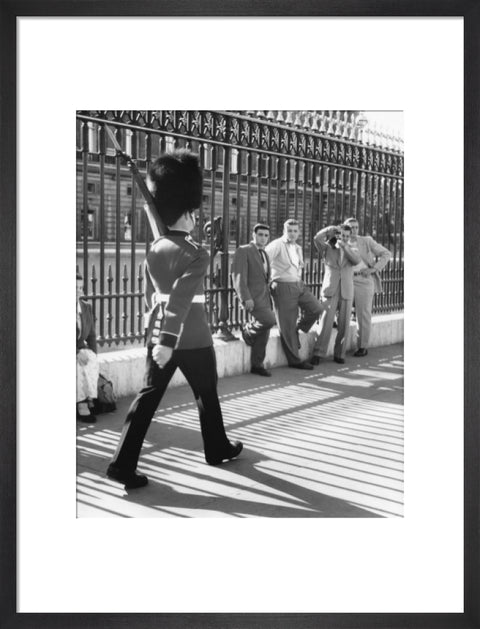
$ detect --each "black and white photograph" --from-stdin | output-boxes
[76,109,405,518]
[4,7,476,627]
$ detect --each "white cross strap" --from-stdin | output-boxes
[155,292,206,304]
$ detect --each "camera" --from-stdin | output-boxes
[328,229,341,248]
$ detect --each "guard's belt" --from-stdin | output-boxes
[154,293,206,304]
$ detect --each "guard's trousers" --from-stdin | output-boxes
[110,345,231,471]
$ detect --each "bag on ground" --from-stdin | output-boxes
[93,374,117,414]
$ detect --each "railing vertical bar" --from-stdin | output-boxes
[114,127,122,344]
[347,170,353,218]
[309,162,317,273]
[256,153,262,223]
[266,155,272,230]
[318,164,325,227]
[390,177,398,276]
[81,121,89,288]
[293,160,299,221]
[275,157,281,237]
[245,151,252,237]
[364,173,371,235]
[325,167,331,224]
[235,151,242,246]
[372,174,378,240]
[333,167,339,223]
[286,159,292,220]
[98,125,106,345]
[129,129,138,342]
[302,161,308,255]
[354,170,361,219]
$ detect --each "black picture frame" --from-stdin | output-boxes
[1,1,478,628]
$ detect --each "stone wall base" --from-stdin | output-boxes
[98,312,404,398]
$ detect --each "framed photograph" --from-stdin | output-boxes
[2,1,478,628]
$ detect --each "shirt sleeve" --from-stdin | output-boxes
[367,237,392,271]
[313,227,330,255]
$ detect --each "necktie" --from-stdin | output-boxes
[259,249,268,275]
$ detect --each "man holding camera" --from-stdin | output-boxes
[311,223,361,364]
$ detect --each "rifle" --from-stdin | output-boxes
[104,124,166,240]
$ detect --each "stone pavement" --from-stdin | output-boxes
[77,343,404,518]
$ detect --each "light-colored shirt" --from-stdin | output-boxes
[348,240,368,272]
[265,237,303,282]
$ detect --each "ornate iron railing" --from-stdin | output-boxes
[76,110,404,348]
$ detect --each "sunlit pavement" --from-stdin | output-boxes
[77,343,404,518]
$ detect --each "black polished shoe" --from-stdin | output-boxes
[289,361,314,370]
[206,440,243,466]
[106,464,148,489]
[333,356,345,364]
[78,414,97,423]
[251,366,272,377]
[310,356,322,366]
[354,348,368,357]
[241,327,254,347]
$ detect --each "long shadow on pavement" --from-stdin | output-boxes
[77,344,404,518]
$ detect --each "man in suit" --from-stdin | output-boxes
[231,223,275,377]
[311,223,361,365]
[344,217,392,357]
[265,218,323,370]
[107,150,242,489]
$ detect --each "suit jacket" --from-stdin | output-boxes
[265,237,304,282]
[314,228,361,300]
[349,235,391,294]
[145,230,212,350]
[77,299,97,353]
[231,242,271,309]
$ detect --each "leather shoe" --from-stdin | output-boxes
[354,348,368,357]
[241,327,254,347]
[106,464,148,489]
[289,361,314,370]
[310,356,322,366]
[78,414,97,423]
[206,440,243,466]
[251,366,272,377]
[333,356,345,364]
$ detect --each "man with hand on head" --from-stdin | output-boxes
[344,217,392,357]
[231,223,276,377]
[311,223,361,365]
[265,218,323,370]
[107,150,242,489]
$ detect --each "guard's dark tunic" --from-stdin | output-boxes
[110,230,231,471]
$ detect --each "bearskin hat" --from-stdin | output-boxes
[148,150,203,226]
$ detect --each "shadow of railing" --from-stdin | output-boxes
[77,350,404,518]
